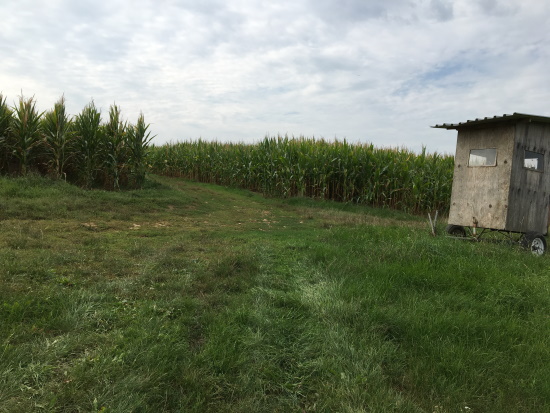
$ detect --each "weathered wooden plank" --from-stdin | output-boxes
[506,121,550,233]
[448,125,514,229]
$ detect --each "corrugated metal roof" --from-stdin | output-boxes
[432,112,550,130]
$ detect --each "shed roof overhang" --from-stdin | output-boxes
[432,112,550,130]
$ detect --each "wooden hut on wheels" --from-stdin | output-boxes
[433,113,550,254]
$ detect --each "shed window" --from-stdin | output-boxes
[469,148,497,167]
[524,150,544,172]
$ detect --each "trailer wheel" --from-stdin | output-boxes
[446,224,466,237]
[521,232,547,256]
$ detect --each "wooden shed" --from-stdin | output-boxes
[433,113,550,238]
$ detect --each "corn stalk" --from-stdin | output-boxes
[0,94,13,173]
[41,96,73,179]
[127,113,154,188]
[9,95,44,175]
[73,101,103,188]
[102,104,128,190]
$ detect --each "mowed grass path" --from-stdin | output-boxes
[0,175,548,412]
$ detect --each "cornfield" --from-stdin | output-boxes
[148,136,455,214]
[0,94,154,189]
[1,93,454,211]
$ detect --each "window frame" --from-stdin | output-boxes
[523,150,544,172]
[468,148,497,167]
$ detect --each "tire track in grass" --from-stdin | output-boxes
[228,240,422,412]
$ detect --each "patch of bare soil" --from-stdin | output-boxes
[298,208,425,229]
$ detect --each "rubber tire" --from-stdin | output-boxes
[446,224,467,237]
[521,232,547,256]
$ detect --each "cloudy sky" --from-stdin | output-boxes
[1,0,549,154]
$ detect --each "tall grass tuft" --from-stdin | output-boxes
[41,95,73,179]
[8,95,43,175]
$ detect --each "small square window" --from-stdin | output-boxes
[469,148,497,167]
[524,150,544,172]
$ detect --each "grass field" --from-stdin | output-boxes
[0,175,549,412]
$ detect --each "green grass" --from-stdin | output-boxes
[0,175,548,412]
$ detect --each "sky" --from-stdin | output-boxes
[1,0,549,154]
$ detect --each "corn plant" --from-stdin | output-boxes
[0,94,13,174]
[0,94,155,190]
[73,101,103,188]
[8,95,44,175]
[126,113,154,188]
[102,104,128,190]
[41,96,73,179]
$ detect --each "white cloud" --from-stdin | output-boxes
[0,0,549,154]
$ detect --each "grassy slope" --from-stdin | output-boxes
[0,175,548,413]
